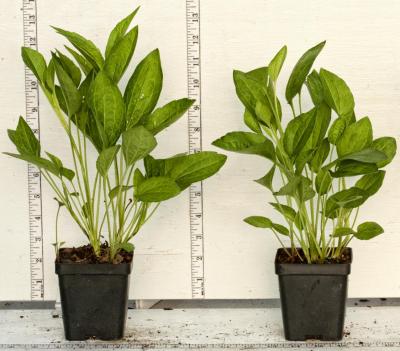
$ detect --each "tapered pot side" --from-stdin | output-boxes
[275,248,352,341]
[56,262,132,341]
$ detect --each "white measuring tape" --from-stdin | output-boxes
[22,0,44,301]
[186,0,205,299]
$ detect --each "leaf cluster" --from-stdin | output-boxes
[6,9,226,260]
[213,42,396,263]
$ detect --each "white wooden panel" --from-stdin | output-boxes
[0,0,399,300]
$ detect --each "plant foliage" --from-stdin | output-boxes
[6,9,226,261]
[213,42,396,263]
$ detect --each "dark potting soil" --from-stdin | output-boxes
[276,248,352,264]
[58,243,133,264]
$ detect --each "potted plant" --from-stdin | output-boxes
[5,8,226,341]
[213,41,396,341]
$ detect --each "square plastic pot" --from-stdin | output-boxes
[56,262,132,340]
[275,248,352,341]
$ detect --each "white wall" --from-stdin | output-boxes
[0,0,399,300]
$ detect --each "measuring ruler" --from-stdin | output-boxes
[23,0,44,300]
[186,0,205,299]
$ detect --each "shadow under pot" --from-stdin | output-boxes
[56,261,132,341]
[275,248,352,341]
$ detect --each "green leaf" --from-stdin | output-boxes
[167,151,227,190]
[298,177,316,201]
[306,70,324,106]
[44,58,56,92]
[212,131,275,160]
[266,82,282,125]
[325,187,368,217]
[109,185,133,200]
[245,215,289,236]
[320,68,354,117]
[255,101,273,127]
[120,242,135,253]
[21,47,47,83]
[143,98,194,134]
[355,221,384,240]
[46,152,75,181]
[135,176,180,202]
[60,167,75,181]
[307,103,331,149]
[339,148,387,164]
[332,227,356,237]
[315,168,332,195]
[104,26,138,83]
[54,86,68,115]
[65,46,92,76]
[122,126,157,166]
[78,69,95,100]
[272,223,289,236]
[133,168,145,189]
[268,45,287,82]
[46,152,62,169]
[355,170,385,197]
[96,145,120,176]
[285,41,326,103]
[244,109,262,134]
[283,108,316,157]
[336,117,373,157]
[244,216,272,228]
[53,54,82,116]
[8,117,40,156]
[4,153,59,177]
[328,118,346,145]
[371,137,397,167]
[310,138,330,172]
[88,70,125,148]
[124,49,163,128]
[295,149,314,174]
[233,70,269,118]
[274,176,301,197]
[52,27,104,70]
[254,165,275,191]
[55,50,81,86]
[269,202,296,222]
[143,155,163,178]
[331,160,378,177]
[105,7,140,58]
[246,66,268,84]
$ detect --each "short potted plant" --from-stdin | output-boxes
[5,9,226,341]
[213,42,396,341]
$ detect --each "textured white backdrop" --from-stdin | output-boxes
[0,0,399,300]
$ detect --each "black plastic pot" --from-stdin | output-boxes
[55,262,132,341]
[275,248,352,341]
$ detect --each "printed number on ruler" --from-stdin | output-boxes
[23,0,44,300]
[186,0,204,298]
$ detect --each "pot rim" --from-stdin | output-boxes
[56,261,132,275]
[275,247,352,276]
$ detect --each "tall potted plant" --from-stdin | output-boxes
[5,9,226,341]
[213,42,396,341]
